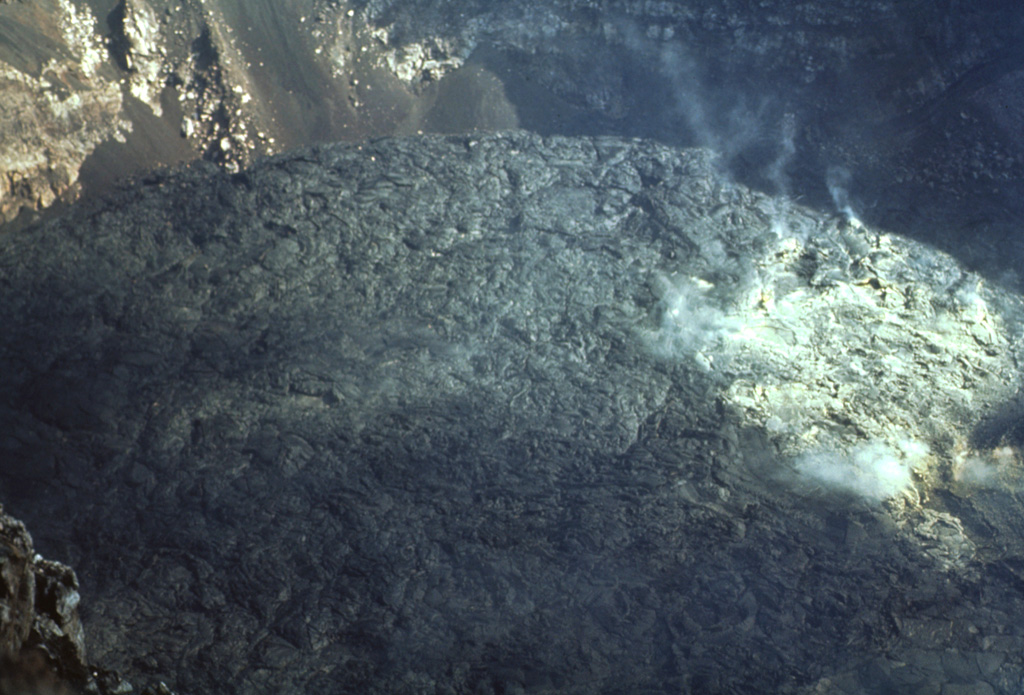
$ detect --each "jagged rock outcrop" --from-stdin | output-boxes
[2,131,1024,694]
[0,505,109,693]
[0,508,36,659]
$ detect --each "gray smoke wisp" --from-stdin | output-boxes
[767,113,797,197]
[826,165,863,228]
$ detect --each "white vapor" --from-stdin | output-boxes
[794,438,928,503]
[645,274,744,371]
[826,166,863,228]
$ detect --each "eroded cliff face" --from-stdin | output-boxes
[0,0,127,223]
[0,0,483,225]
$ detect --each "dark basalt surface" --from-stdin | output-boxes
[2,131,1024,694]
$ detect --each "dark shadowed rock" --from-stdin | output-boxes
[1,131,1023,694]
[0,504,133,694]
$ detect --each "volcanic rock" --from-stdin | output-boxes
[2,131,1023,694]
